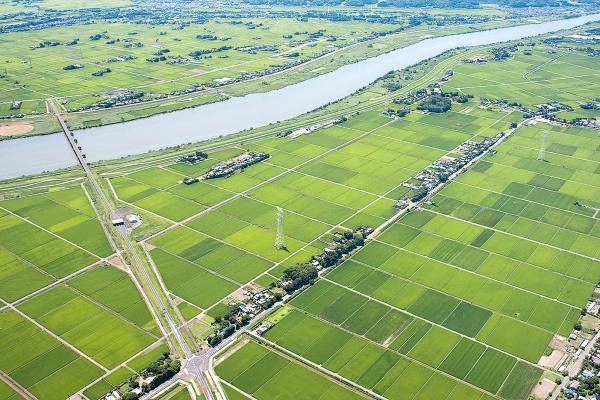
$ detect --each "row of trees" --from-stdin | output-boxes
[118,353,180,400]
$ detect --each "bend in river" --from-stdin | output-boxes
[2,13,600,180]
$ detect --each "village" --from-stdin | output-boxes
[537,294,600,400]
[182,150,269,185]
[395,133,505,208]
[207,225,373,346]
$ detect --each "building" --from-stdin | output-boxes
[256,322,273,336]
[112,218,124,226]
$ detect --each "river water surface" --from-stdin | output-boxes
[2,13,600,180]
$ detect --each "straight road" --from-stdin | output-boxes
[50,102,212,399]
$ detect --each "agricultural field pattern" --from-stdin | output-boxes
[1,1,600,400]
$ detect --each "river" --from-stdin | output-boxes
[2,13,600,180]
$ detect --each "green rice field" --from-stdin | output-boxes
[216,340,367,400]
[209,35,600,400]
[3,20,600,400]
[114,104,516,316]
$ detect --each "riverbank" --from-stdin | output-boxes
[0,13,599,181]
[0,16,551,141]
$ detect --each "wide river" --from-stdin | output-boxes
[2,13,600,180]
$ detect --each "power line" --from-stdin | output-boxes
[274,206,285,250]
[537,129,548,161]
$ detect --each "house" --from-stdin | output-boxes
[581,339,590,349]
[104,391,121,400]
[126,214,139,223]
[111,218,124,226]
[582,369,594,378]
[569,381,580,390]
[256,322,273,336]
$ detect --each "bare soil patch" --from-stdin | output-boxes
[108,255,128,272]
[550,335,568,352]
[0,123,33,136]
[532,378,555,399]
[539,349,564,369]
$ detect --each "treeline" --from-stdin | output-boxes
[113,353,181,400]
[281,228,370,293]
[206,226,372,347]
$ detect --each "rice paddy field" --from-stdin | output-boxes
[0,265,163,399]
[442,40,600,121]
[0,15,433,117]
[106,103,516,318]
[0,187,113,302]
[0,187,163,399]
[215,339,367,400]
[0,19,376,109]
[3,21,600,400]
[209,34,600,400]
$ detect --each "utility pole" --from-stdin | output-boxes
[274,206,285,250]
[537,129,548,161]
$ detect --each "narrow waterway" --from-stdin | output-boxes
[2,13,599,180]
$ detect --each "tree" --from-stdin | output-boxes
[417,95,451,113]
[282,264,318,292]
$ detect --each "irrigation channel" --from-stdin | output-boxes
[1,13,599,180]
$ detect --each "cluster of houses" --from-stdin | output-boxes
[237,44,279,54]
[285,117,345,138]
[100,352,180,400]
[207,287,282,346]
[544,33,600,57]
[70,90,145,111]
[535,102,574,114]
[564,338,600,399]
[182,151,269,184]
[92,68,112,77]
[106,55,137,63]
[463,56,489,64]
[239,289,278,317]
[63,64,84,70]
[399,134,504,204]
[199,151,269,180]
[393,86,439,107]
[490,44,518,61]
[176,150,208,165]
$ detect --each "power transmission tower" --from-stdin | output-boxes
[274,207,285,250]
[537,129,548,161]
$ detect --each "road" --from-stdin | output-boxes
[50,101,213,400]
[550,329,600,400]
